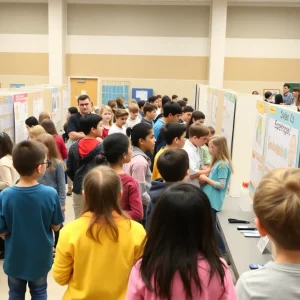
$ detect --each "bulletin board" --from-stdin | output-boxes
[102,81,129,105]
[132,88,153,102]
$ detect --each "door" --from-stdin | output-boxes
[70,78,98,108]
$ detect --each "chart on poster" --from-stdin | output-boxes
[14,93,28,143]
[0,95,15,142]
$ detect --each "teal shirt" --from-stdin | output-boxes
[203,161,231,211]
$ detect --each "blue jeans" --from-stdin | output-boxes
[8,275,47,300]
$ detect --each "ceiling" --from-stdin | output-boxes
[1,0,300,6]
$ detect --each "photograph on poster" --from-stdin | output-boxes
[265,108,300,170]
[222,93,236,153]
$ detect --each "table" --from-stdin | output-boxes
[217,196,273,280]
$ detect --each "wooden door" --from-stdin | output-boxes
[70,78,98,108]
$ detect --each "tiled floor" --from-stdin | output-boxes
[0,195,74,300]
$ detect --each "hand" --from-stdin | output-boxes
[202,167,211,175]
[0,232,8,240]
[199,174,208,181]
[61,205,66,213]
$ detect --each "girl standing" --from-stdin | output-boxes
[116,97,126,109]
[99,105,113,139]
[37,133,66,249]
[38,111,51,124]
[108,109,129,135]
[96,133,143,221]
[200,136,233,254]
[53,166,145,300]
[41,119,68,160]
[126,183,236,300]
[124,123,156,223]
[186,111,206,138]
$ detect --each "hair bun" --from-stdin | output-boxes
[285,179,300,194]
[95,153,107,165]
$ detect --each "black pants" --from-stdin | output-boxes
[54,224,64,248]
[211,208,226,254]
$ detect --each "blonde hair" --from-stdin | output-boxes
[39,111,51,124]
[254,168,300,250]
[36,133,65,172]
[131,99,137,104]
[210,136,233,172]
[296,94,300,107]
[99,105,113,126]
[82,166,129,243]
[114,108,129,119]
[29,125,45,140]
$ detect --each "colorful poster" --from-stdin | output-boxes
[13,93,28,143]
[222,92,236,153]
[265,106,300,170]
[0,95,15,142]
[211,89,218,127]
[33,92,43,119]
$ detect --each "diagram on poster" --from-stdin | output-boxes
[265,107,300,170]
[222,93,236,153]
[211,89,218,127]
[253,113,267,157]
[0,96,15,142]
[14,93,28,143]
[33,92,43,119]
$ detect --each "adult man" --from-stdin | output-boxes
[283,84,294,105]
[67,95,92,141]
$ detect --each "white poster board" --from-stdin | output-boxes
[0,95,15,142]
[33,92,44,120]
[13,93,28,143]
[211,89,218,127]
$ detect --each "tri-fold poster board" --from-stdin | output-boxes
[0,85,68,144]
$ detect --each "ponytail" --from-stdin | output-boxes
[127,123,152,147]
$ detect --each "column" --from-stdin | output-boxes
[208,0,227,89]
[48,0,66,85]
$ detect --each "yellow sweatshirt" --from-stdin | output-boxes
[53,212,146,300]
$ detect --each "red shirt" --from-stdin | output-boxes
[119,173,143,221]
[102,127,109,139]
[54,135,68,160]
[78,138,100,158]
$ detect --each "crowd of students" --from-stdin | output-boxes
[0,93,299,300]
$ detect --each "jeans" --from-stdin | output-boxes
[8,275,47,300]
[211,209,226,254]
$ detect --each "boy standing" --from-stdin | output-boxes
[183,123,210,186]
[236,168,300,299]
[138,100,146,119]
[146,149,189,228]
[67,114,103,219]
[180,106,194,124]
[126,103,141,128]
[141,103,157,127]
[283,83,294,105]
[0,141,64,299]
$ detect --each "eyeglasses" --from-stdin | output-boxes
[41,160,51,168]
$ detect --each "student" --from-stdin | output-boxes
[141,103,157,127]
[96,133,143,221]
[183,97,188,103]
[292,87,300,104]
[180,105,194,124]
[25,116,38,134]
[252,91,259,95]
[200,125,215,166]
[116,97,126,109]
[63,107,78,143]
[172,94,178,102]
[124,123,156,223]
[152,123,186,180]
[0,133,19,260]
[41,119,68,160]
[37,133,66,251]
[201,136,233,254]
[283,83,294,105]
[148,95,159,107]
[108,99,117,112]
[183,124,210,186]
[29,125,46,140]
[296,94,300,112]
[177,99,187,111]
[264,91,273,103]
[153,101,182,154]
[38,111,51,124]
[67,95,92,142]
[186,110,206,138]
[156,95,162,110]
[0,141,63,299]
[138,100,146,118]
[236,168,300,299]
[154,95,171,123]
[126,183,236,300]
[67,114,103,219]
[53,166,146,300]
[0,132,19,191]
[108,109,128,135]
[275,94,283,105]
[99,105,113,139]
[126,103,141,128]
[146,149,189,227]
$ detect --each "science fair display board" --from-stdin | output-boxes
[13,93,28,143]
[0,94,14,142]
